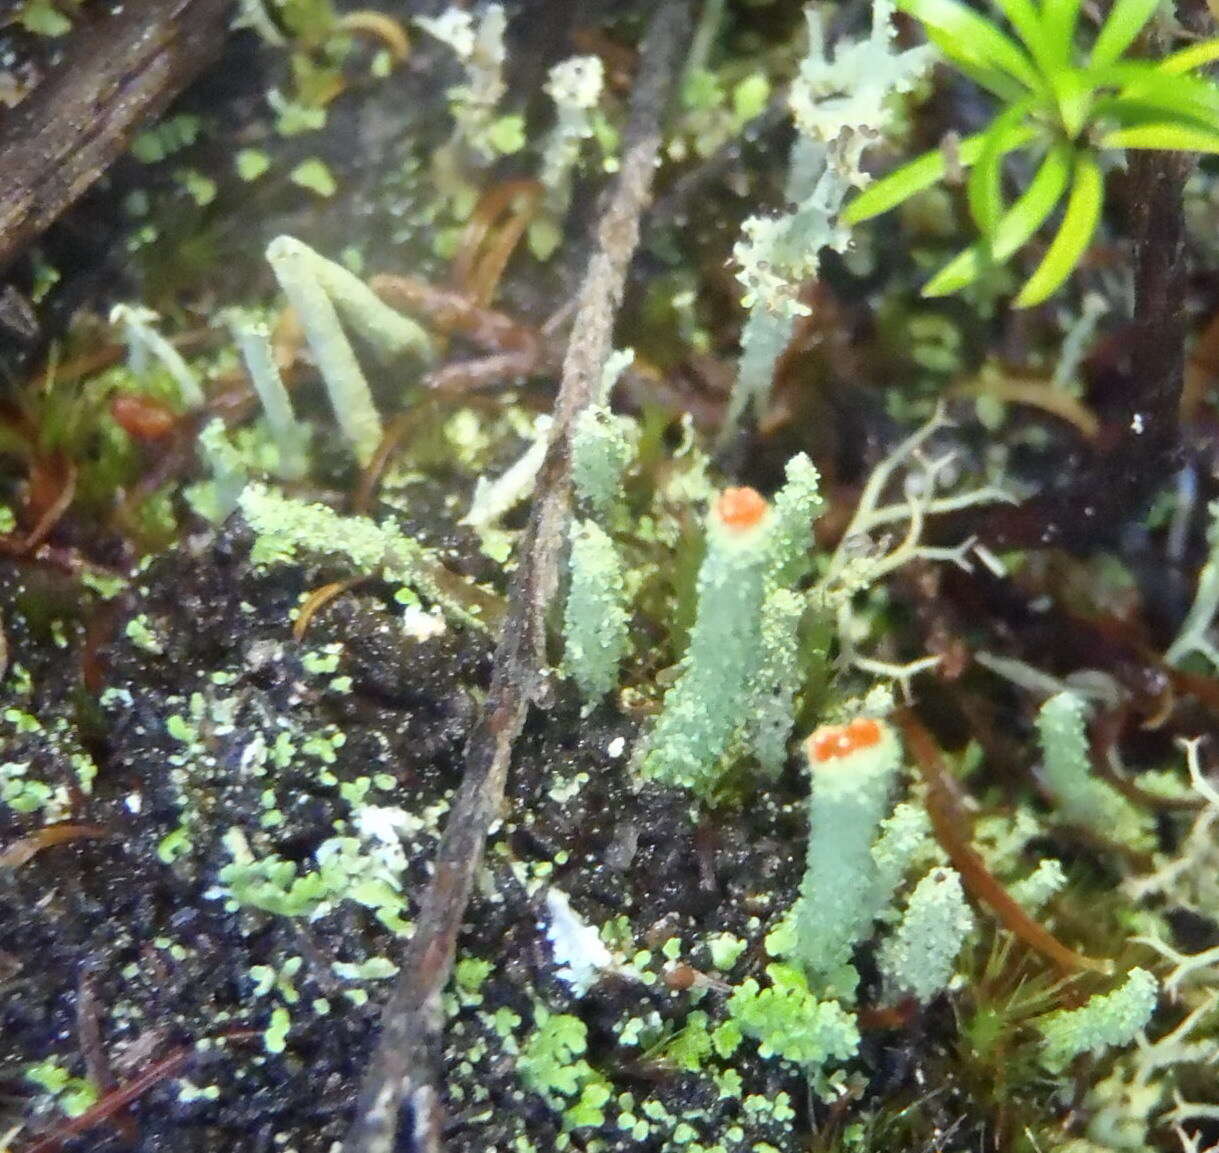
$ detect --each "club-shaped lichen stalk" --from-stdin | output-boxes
[110,304,205,409]
[225,310,310,481]
[266,237,383,466]
[641,486,774,792]
[265,236,430,466]
[794,717,901,995]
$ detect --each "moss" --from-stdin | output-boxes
[215,824,411,933]
[25,1059,98,1118]
[726,962,860,1071]
[1,762,57,814]
[263,1005,292,1053]
[455,957,494,996]
[131,114,203,163]
[517,1008,613,1130]
[238,483,489,629]
[652,1011,714,1072]
[125,614,164,655]
[290,158,337,197]
[706,933,747,972]
[332,957,398,981]
[235,148,272,181]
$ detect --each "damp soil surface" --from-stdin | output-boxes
[3,3,1219,1153]
[0,489,841,1151]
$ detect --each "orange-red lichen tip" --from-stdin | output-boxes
[806,718,884,763]
[716,486,769,531]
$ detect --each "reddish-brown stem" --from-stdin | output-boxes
[0,823,112,869]
[20,461,77,554]
[22,1047,193,1153]
[450,179,542,303]
[896,708,1109,975]
[292,578,366,642]
[369,274,539,355]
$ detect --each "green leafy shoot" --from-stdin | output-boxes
[842,0,1219,306]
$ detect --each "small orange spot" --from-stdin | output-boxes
[806,718,884,763]
[111,395,176,441]
[810,730,837,762]
[663,963,697,991]
[716,486,768,531]
[847,717,882,748]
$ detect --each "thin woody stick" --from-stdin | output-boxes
[339,7,693,1152]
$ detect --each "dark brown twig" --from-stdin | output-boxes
[76,966,114,1099]
[0,0,229,274]
[339,6,693,1151]
[5,7,226,257]
[22,1030,260,1153]
[75,963,136,1144]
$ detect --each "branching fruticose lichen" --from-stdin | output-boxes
[534,55,607,258]
[416,3,524,192]
[725,1,934,434]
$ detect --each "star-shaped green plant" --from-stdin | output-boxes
[842,0,1219,306]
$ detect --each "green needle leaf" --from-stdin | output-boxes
[843,150,953,224]
[1042,0,1084,65]
[1050,68,1094,139]
[993,0,1059,73]
[1096,96,1219,136]
[1091,0,1160,67]
[1101,122,1219,151]
[1090,65,1219,139]
[898,0,1045,93]
[1093,63,1219,118]
[1157,39,1219,75]
[924,144,1072,297]
[967,102,1037,236]
[843,125,1037,225]
[1014,152,1104,307]
[926,38,1037,102]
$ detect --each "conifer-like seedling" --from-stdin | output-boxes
[844,0,1219,304]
